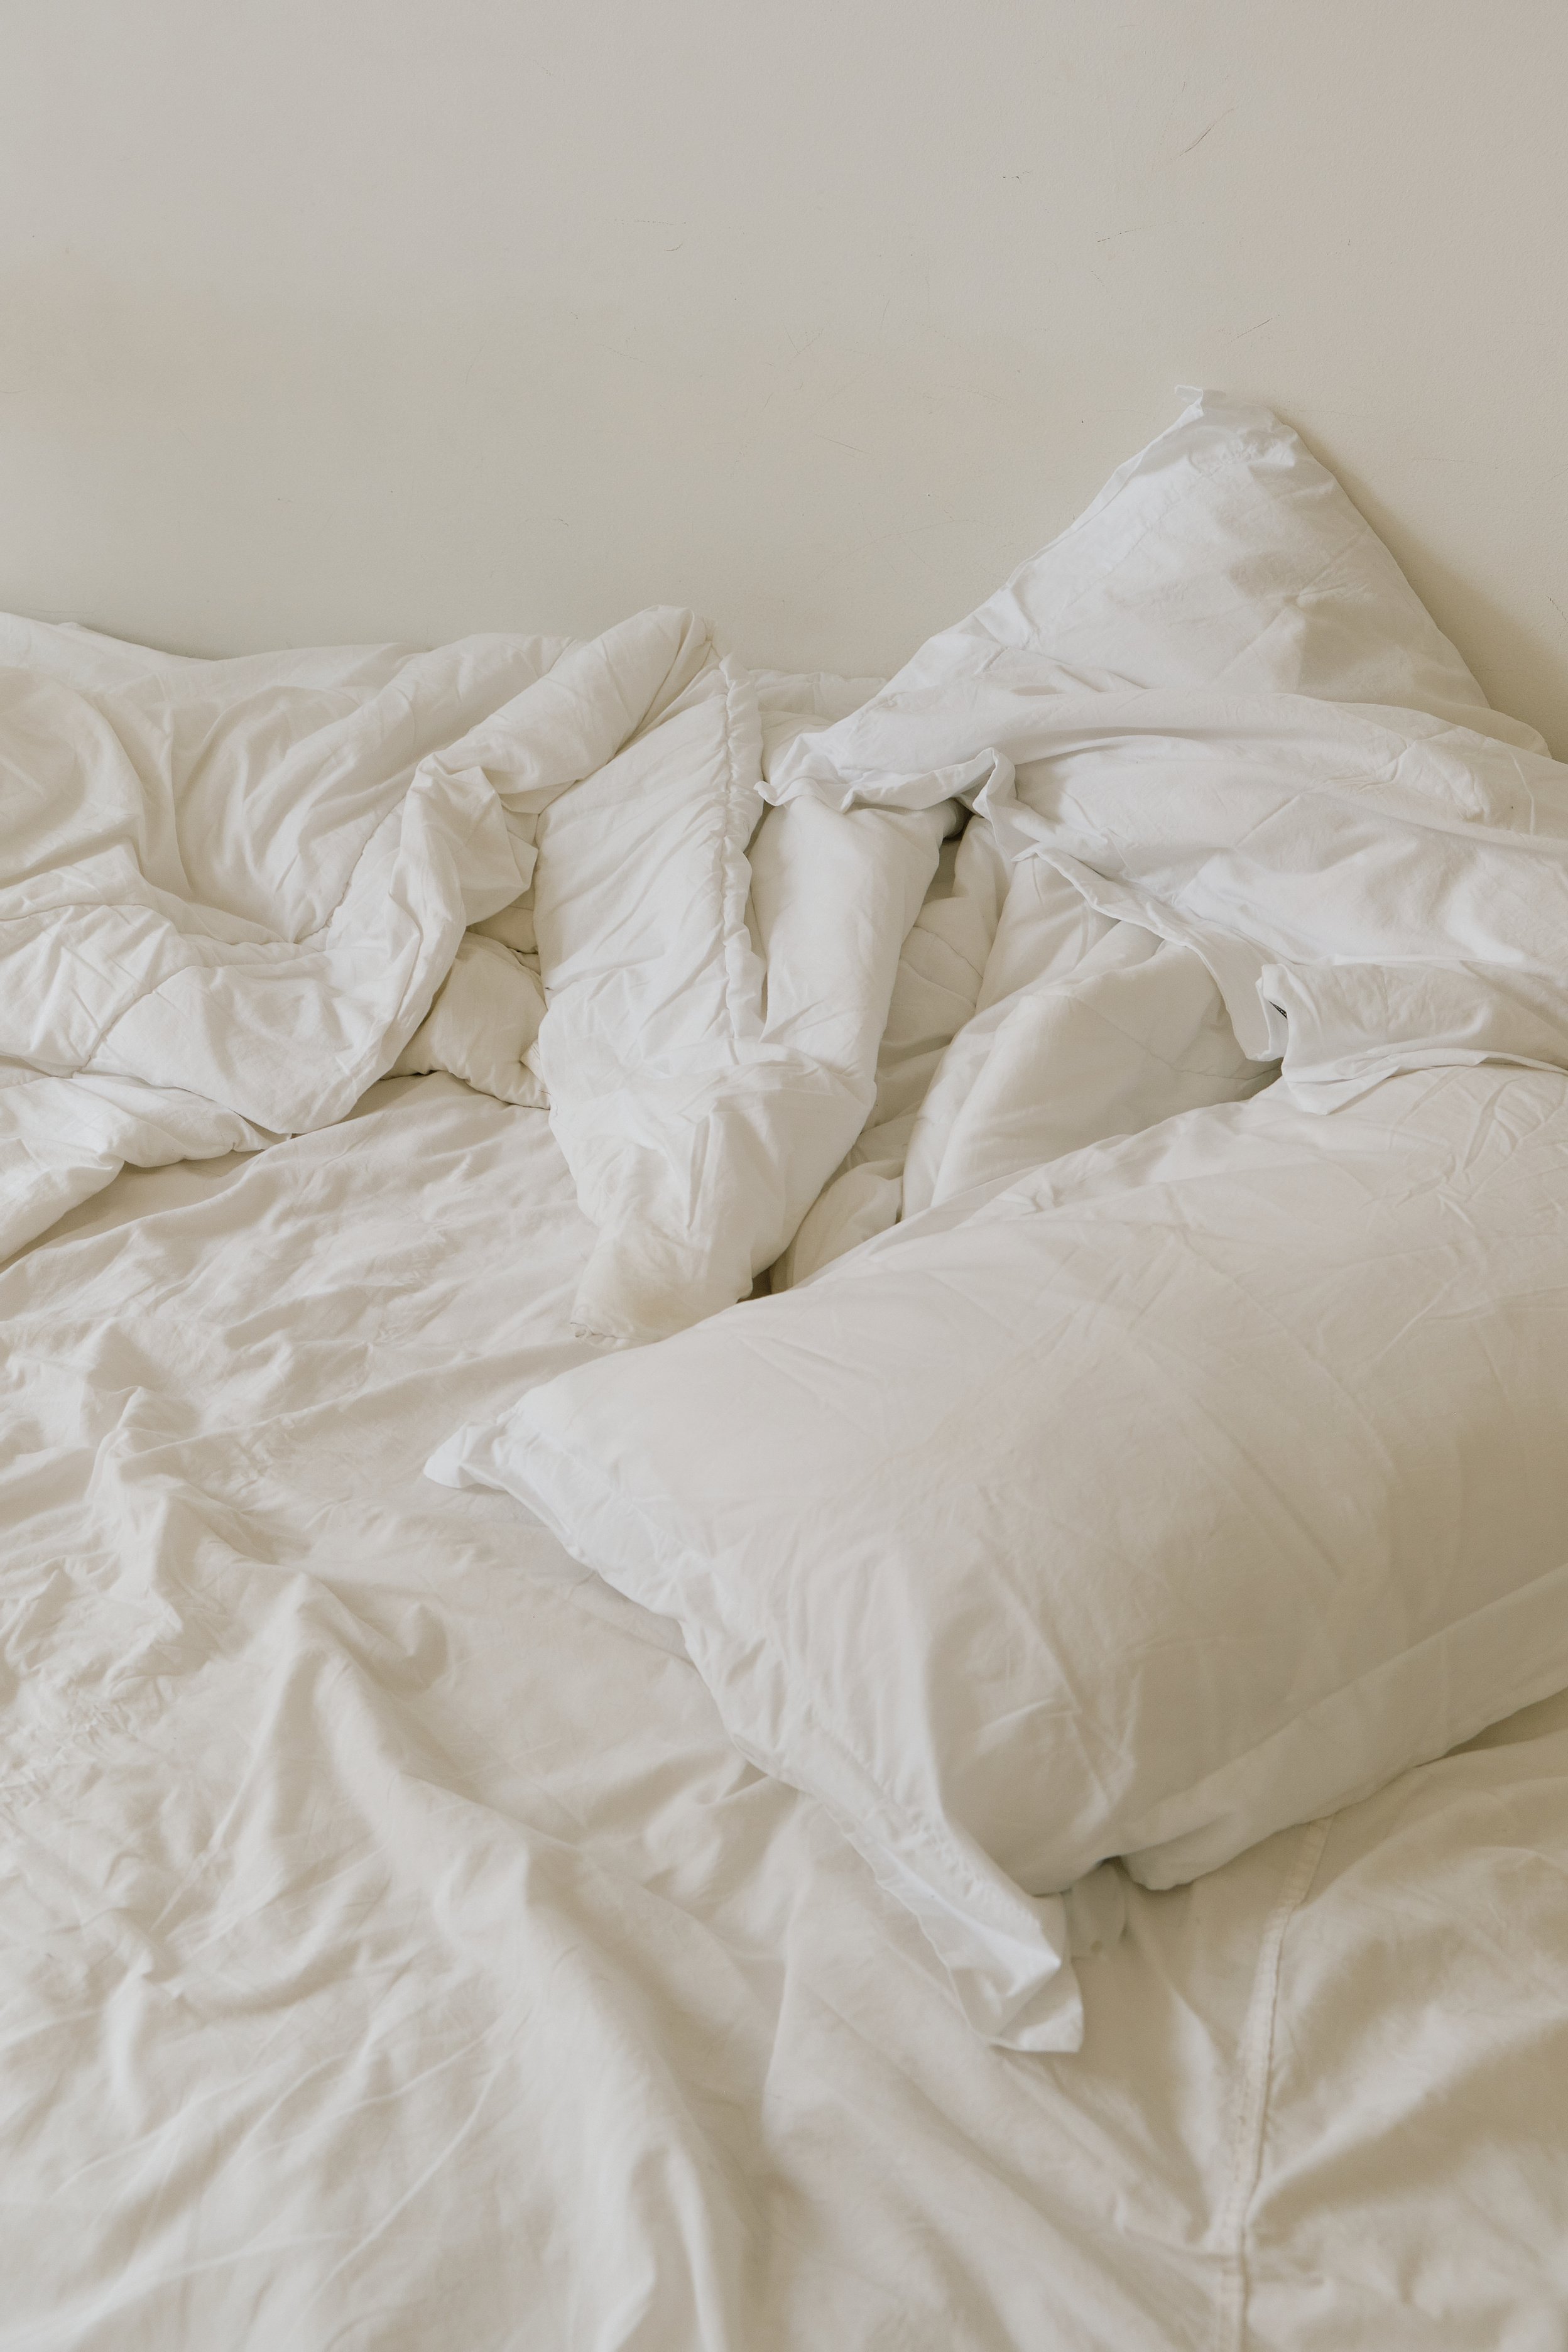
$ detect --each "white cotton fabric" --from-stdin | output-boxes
[769,391,1568,1108]
[430,1062,1568,2051]
[391,931,547,1104]
[0,612,927,1343]
[9,390,1568,2343]
[427,391,1568,2053]
[11,1074,1568,2348]
[776,808,1004,1286]
[533,654,944,1339]
[898,859,1269,1219]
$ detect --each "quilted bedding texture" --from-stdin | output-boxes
[0,608,924,1344]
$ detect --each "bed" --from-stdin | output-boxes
[6,394,1567,2350]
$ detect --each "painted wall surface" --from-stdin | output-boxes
[3,1,1567,744]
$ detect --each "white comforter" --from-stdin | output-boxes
[0,612,927,1341]
[14,390,1568,1341]
[9,388,1568,2340]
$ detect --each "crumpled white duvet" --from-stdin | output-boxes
[0,611,926,1342]
[16,390,1565,1345]
[11,384,1568,2344]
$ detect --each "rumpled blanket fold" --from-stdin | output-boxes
[0,609,917,1341]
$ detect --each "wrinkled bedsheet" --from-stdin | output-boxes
[4,1074,1566,2350]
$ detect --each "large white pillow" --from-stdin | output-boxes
[770,387,1544,816]
[428,1062,1568,2052]
[766,396,1568,1108]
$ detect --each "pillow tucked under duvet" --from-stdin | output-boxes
[428,1063,1568,2052]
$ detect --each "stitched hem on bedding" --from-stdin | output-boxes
[1211,1816,1330,2352]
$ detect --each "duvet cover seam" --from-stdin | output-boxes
[1214,1814,1331,2352]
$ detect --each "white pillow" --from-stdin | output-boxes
[428,1062,1568,2052]
[766,395,1568,1108]
[770,386,1544,817]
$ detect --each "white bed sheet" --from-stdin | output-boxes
[4,1074,1565,2349]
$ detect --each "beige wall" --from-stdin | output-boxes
[4,1,1567,745]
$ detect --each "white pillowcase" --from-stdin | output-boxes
[770,386,1544,814]
[429,1063,1568,2052]
[766,393,1568,1111]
